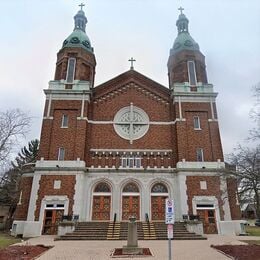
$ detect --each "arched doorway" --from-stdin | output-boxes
[92,182,111,220]
[151,183,169,220]
[122,182,140,220]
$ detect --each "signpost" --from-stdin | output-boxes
[165,198,174,260]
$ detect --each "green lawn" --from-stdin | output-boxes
[246,226,260,236]
[0,233,21,249]
[243,240,260,245]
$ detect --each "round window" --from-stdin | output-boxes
[113,103,149,143]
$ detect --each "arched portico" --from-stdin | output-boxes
[150,183,169,220]
[91,182,112,220]
[121,182,140,220]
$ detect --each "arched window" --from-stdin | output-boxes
[123,182,139,193]
[94,182,111,193]
[151,183,168,193]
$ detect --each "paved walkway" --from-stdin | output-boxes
[16,235,260,260]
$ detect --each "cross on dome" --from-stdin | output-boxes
[79,3,85,10]
[178,7,184,14]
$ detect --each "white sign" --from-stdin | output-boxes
[167,224,173,239]
[165,198,175,224]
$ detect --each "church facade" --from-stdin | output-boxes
[12,7,241,237]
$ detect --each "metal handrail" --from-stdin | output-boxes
[145,213,151,234]
[112,213,117,235]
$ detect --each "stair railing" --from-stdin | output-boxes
[112,213,117,236]
[145,213,151,235]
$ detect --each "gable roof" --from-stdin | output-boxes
[93,69,170,100]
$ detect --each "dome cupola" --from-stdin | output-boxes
[54,4,96,86]
[170,7,200,56]
[62,4,93,53]
[167,7,208,87]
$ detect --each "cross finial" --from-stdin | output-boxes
[178,6,184,14]
[128,57,136,70]
[79,3,85,10]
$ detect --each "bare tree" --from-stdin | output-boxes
[227,145,260,219]
[249,83,260,141]
[0,109,31,169]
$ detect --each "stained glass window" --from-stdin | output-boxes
[94,183,111,192]
[123,182,139,193]
[151,183,168,193]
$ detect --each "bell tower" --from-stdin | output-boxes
[54,4,96,87]
[169,8,224,163]
[39,4,95,161]
[168,7,207,88]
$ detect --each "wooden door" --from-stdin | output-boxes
[42,209,64,235]
[92,196,111,220]
[122,196,140,220]
[197,209,218,234]
[151,196,167,220]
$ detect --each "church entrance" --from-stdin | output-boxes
[197,209,218,234]
[122,182,140,220]
[92,182,111,221]
[151,183,168,221]
[42,209,64,235]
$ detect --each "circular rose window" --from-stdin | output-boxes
[113,103,149,144]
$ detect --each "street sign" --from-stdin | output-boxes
[167,224,173,239]
[165,198,175,224]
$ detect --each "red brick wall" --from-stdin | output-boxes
[54,47,96,82]
[38,100,85,161]
[186,176,224,220]
[14,177,33,220]
[168,50,208,85]
[175,102,223,162]
[35,175,76,220]
[92,84,170,119]
[227,178,241,220]
[38,70,223,168]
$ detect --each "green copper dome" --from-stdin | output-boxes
[170,10,200,55]
[62,8,93,53]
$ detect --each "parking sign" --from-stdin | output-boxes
[165,198,175,224]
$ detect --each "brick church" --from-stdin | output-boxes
[13,6,241,238]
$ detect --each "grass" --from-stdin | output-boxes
[242,240,260,245]
[245,226,260,236]
[0,233,21,249]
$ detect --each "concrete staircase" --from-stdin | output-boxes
[57,221,206,240]
[153,222,206,240]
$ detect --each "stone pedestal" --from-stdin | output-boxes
[122,217,143,255]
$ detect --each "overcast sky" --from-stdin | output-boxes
[0,0,259,158]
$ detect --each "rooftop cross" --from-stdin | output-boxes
[128,57,136,70]
[178,6,184,14]
[79,3,85,10]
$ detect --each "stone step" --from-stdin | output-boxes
[57,221,206,241]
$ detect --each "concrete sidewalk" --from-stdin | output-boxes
[17,235,260,260]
